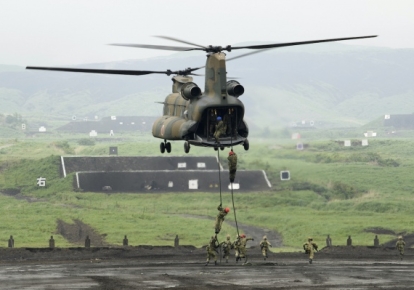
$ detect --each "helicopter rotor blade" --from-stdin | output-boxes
[26,66,172,76]
[109,43,203,51]
[154,36,208,49]
[230,35,377,50]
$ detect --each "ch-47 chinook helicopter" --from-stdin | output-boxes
[27,35,376,154]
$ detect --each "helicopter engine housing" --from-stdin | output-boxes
[226,80,244,97]
[180,82,201,100]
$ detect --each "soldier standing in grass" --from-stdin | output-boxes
[239,234,254,263]
[205,235,219,266]
[215,204,230,234]
[259,235,272,260]
[220,234,232,263]
[214,116,226,144]
[303,237,318,264]
[396,236,406,261]
[227,150,238,183]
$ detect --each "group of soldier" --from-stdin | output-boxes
[211,109,235,144]
[209,112,408,265]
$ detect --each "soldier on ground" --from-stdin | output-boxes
[205,235,219,266]
[233,235,241,262]
[303,237,318,264]
[238,234,254,263]
[214,116,226,144]
[396,235,406,261]
[259,235,272,260]
[220,234,232,263]
[215,204,230,234]
[227,149,238,183]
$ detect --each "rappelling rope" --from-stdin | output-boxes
[217,149,222,205]
[230,182,240,237]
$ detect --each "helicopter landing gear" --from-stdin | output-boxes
[214,146,218,151]
[184,141,190,154]
[243,139,249,151]
[160,140,171,154]
[220,146,225,151]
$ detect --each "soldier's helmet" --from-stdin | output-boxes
[217,116,222,121]
[224,207,230,213]
[263,235,267,240]
[398,235,403,239]
[229,151,234,156]
[308,237,313,241]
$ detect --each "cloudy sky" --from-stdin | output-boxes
[1,0,413,66]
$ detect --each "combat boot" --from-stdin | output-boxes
[226,259,228,263]
[264,257,266,261]
[205,261,209,266]
[309,259,312,264]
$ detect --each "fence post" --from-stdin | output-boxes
[374,235,379,247]
[49,236,55,249]
[123,235,128,246]
[174,235,179,248]
[85,235,91,248]
[326,235,332,247]
[347,235,352,246]
[8,235,14,248]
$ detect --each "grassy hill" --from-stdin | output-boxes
[0,134,413,249]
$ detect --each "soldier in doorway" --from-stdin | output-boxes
[209,109,217,137]
[239,234,254,263]
[227,149,238,183]
[259,235,272,260]
[396,235,406,260]
[303,237,318,264]
[214,116,226,144]
[205,235,219,266]
[220,234,232,263]
[215,204,230,234]
[223,108,233,136]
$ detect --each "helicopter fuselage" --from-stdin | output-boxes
[152,53,249,151]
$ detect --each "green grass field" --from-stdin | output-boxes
[0,132,413,251]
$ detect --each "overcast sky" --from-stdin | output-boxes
[1,0,413,66]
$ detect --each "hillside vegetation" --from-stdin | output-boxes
[0,134,413,250]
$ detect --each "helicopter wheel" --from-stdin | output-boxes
[214,146,218,151]
[220,146,224,151]
[166,142,171,153]
[184,141,190,154]
[243,139,249,151]
[160,142,165,154]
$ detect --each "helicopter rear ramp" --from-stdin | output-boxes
[61,156,271,193]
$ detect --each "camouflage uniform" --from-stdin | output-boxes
[223,112,232,136]
[227,150,238,183]
[239,235,254,263]
[205,235,219,266]
[396,236,406,260]
[220,235,232,263]
[214,204,229,234]
[214,119,226,143]
[233,235,241,262]
[303,237,318,264]
[259,236,272,260]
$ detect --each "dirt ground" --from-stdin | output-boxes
[0,246,413,289]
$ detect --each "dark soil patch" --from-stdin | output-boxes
[364,227,397,235]
[56,219,109,247]
[0,190,45,203]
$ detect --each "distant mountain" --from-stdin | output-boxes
[1,42,413,129]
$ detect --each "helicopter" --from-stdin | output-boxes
[27,35,376,154]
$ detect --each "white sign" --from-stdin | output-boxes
[89,130,97,137]
[364,131,377,137]
[344,140,351,147]
[189,180,198,189]
[119,122,123,125]
[168,181,173,188]
[39,126,46,132]
[384,115,390,119]
[178,163,187,168]
[21,124,26,130]
[197,162,206,168]
[109,130,114,136]
[362,139,369,146]
[111,116,117,120]
[228,183,240,190]
[291,133,301,139]
[37,177,46,187]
